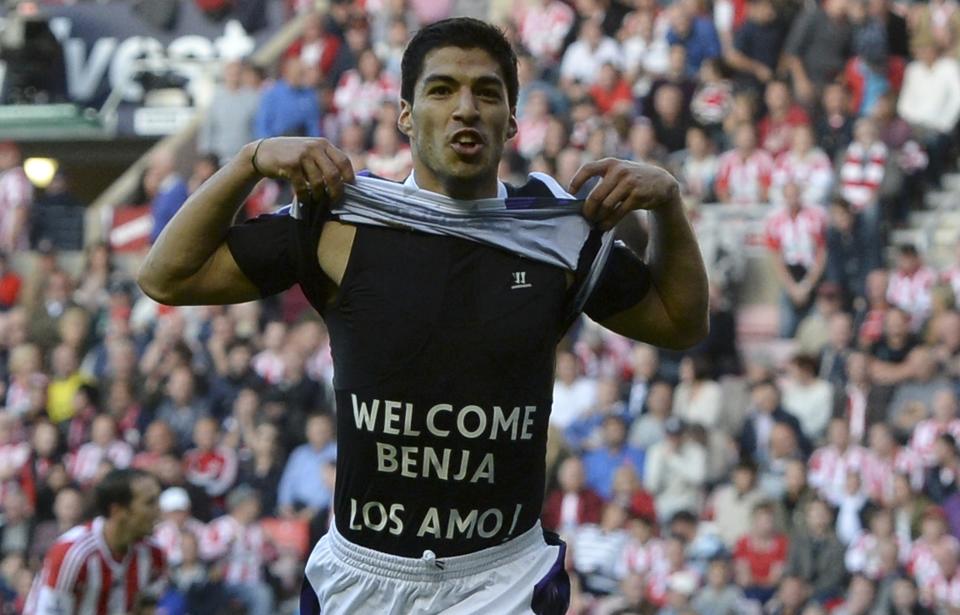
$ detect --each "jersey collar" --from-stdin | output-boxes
[403,171,508,199]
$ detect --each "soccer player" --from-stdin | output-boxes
[24,468,165,615]
[137,18,708,615]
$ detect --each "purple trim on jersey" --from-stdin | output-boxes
[531,531,570,615]
[299,576,321,615]
[502,196,581,210]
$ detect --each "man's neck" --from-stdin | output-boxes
[406,167,503,200]
[102,518,129,559]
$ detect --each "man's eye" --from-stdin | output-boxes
[480,90,501,100]
[430,86,451,96]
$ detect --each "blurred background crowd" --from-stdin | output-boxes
[3,0,960,613]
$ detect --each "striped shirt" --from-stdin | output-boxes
[200,515,270,584]
[910,418,960,466]
[24,517,166,615]
[69,441,134,487]
[807,444,869,502]
[839,141,888,211]
[715,148,774,204]
[0,166,32,252]
[887,266,937,327]
[153,517,206,567]
[765,204,826,268]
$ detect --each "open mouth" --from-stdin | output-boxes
[450,131,485,157]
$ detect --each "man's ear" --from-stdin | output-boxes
[398,99,413,139]
[506,108,518,140]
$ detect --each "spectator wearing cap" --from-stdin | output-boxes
[782,354,834,443]
[153,486,205,567]
[570,502,631,596]
[0,141,32,254]
[666,0,722,77]
[644,417,707,522]
[897,38,960,189]
[711,460,766,548]
[201,486,274,615]
[542,456,604,535]
[583,415,645,501]
[253,56,322,140]
[786,498,847,601]
[765,179,827,339]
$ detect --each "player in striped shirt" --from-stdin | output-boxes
[24,468,165,615]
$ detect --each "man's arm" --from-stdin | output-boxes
[570,159,709,349]
[137,137,354,306]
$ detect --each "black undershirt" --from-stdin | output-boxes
[226,175,650,556]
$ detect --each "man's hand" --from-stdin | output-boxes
[252,137,356,204]
[568,158,680,231]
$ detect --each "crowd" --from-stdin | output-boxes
[3,0,960,613]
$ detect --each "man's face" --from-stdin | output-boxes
[124,477,162,542]
[398,47,517,199]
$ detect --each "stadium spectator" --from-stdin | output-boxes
[734,500,789,602]
[758,80,810,157]
[644,417,707,521]
[145,148,190,245]
[803,294,850,370]
[332,48,399,128]
[201,486,274,615]
[782,354,833,443]
[711,459,766,547]
[715,122,774,204]
[235,421,284,516]
[542,455,604,534]
[621,9,670,98]
[571,502,630,596]
[517,0,575,62]
[184,417,237,501]
[771,124,835,206]
[0,141,32,254]
[666,0,722,77]
[924,434,960,504]
[786,497,848,601]
[670,125,719,203]
[155,366,210,452]
[29,486,82,567]
[725,0,786,91]
[559,16,622,88]
[254,57,322,139]
[583,415,645,500]
[784,0,854,104]
[886,244,937,329]
[277,413,336,523]
[672,355,722,429]
[740,379,807,464]
[551,350,598,430]
[825,199,873,304]
[68,415,133,487]
[365,121,413,180]
[153,486,205,568]
[284,12,343,86]
[198,60,261,165]
[766,180,827,337]
[897,38,960,189]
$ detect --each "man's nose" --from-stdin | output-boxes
[452,90,480,123]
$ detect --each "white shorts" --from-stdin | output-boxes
[299,522,569,615]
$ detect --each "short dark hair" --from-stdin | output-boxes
[401,17,519,109]
[95,468,154,517]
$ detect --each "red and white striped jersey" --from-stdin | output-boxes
[839,141,888,211]
[887,266,937,327]
[68,441,134,487]
[764,204,827,268]
[200,515,271,584]
[715,148,774,205]
[153,517,206,567]
[910,418,960,466]
[0,165,33,252]
[771,148,834,206]
[518,0,575,59]
[808,444,869,502]
[616,537,666,578]
[332,70,399,127]
[645,563,700,607]
[844,531,909,580]
[910,536,960,590]
[921,568,960,610]
[861,447,925,504]
[24,517,166,615]
[184,446,238,498]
